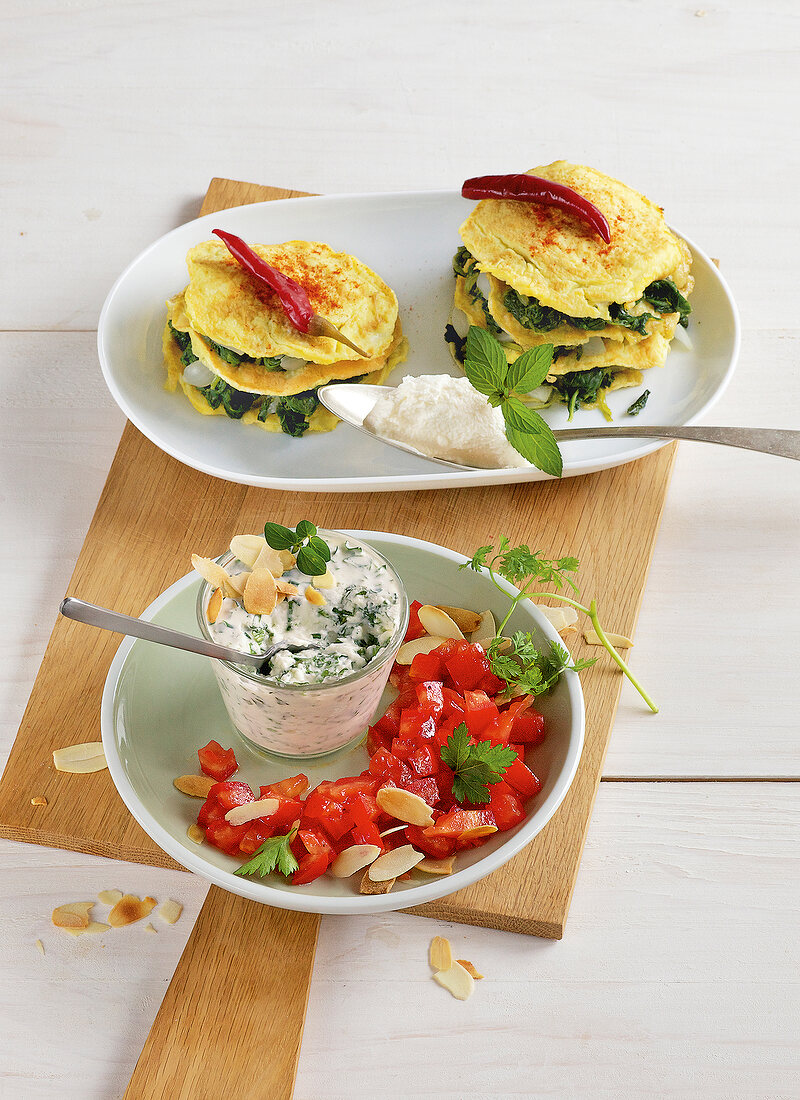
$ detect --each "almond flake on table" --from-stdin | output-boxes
[429,936,453,971]
[97,889,123,906]
[30,795,47,806]
[64,921,110,937]
[51,901,93,930]
[457,959,484,980]
[433,960,475,1001]
[108,895,157,927]
[534,604,579,633]
[158,899,183,925]
[34,939,45,956]
[144,923,157,934]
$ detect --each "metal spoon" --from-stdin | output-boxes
[59,597,319,672]
[318,383,800,467]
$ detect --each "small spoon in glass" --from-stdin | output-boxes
[60,597,319,671]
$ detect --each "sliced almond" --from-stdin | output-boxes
[469,610,496,643]
[52,742,106,774]
[379,824,408,838]
[173,774,216,798]
[226,570,251,598]
[433,960,475,1001]
[312,570,334,589]
[224,797,279,826]
[64,921,110,937]
[583,628,634,648]
[191,554,238,600]
[359,869,395,894]
[395,635,447,665]
[416,856,455,875]
[243,569,277,616]
[376,787,434,827]
[535,604,579,632]
[35,939,45,956]
[230,533,267,567]
[305,585,325,606]
[30,796,47,806]
[458,825,498,842]
[206,587,223,623]
[368,844,425,881]
[144,922,157,934]
[275,578,299,599]
[278,549,297,571]
[253,544,286,577]
[429,936,453,971]
[187,823,205,844]
[98,889,123,906]
[457,959,484,980]
[108,895,157,928]
[158,899,183,925]
[330,843,382,878]
[52,901,93,930]
[435,605,482,634]
[418,605,464,640]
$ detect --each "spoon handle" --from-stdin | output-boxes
[552,425,800,460]
[59,597,263,668]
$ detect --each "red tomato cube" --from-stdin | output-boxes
[197,740,238,781]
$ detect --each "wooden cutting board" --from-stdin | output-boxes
[0,177,677,1098]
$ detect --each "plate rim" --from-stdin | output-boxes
[96,188,741,492]
[100,529,586,915]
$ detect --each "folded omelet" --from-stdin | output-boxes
[164,239,406,437]
[452,161,694,417]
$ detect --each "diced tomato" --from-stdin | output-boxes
[207,780,255,811]
[424,807,495,837]
[256,791,304,828]
[434,711,468,746]
[478,672,506,695]
[367,724,392,756]
[405,824,455,859]
[513,709,546,744]
[415,680,444,718]
[260,773,308,799]
[349,794,383,847]
[488,781,527,831]
[328,775,381,802]
[463,689,500,734]
[197,740,238,781]
[292,851,330,885]
[441,687,466,716]
[503,757,541,798]
[375,699,402,737]
[398,708,437,740]
[368,748,406,785]
[238,820,276,855]
[408,650,444,683]
[445,642,492,692]
[403,776,439,806]
[404,600,426,642]
[390,737,416,761]
[196,795,226,827]
[389,664,414,693]
[407,743,439,778]
[205,819,249,855]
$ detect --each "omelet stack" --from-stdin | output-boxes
[452,161,693,417]
[164,239,407,436]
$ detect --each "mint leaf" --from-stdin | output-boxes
[505,415,563,478]
[264,522,296,551]
[507,345,554,394]
[464,325,507,399]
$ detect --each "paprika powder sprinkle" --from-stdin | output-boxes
[461,174,611,244]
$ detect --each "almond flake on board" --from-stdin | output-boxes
[158,899,183,925]
[457,959,484,980]
[305,585,325,606]
[434,605,482,634]
[52,901,93,930]
[415,856,455,876]
[224,798,279,826]
[583,628,634,648]
[359,869,395,894]
[173,774,216,798]
[534,604,579,633]
[243,569,277,616]
[206,587,223,624]
[108,895,157,928]
[52,742,107,774]
[418,605,464,640]
[330,844,382,878]
[97,889,123,906]
[395,634,447,665]
[30,796,47,806]
[376,787,434,827]
[429,936,453,971]
[368,844,425,881]
[144,923,157,934]
[229,534,267,568]
[187,824,205,844]
[433,960,475,1001]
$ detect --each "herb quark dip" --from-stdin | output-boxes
[197,532,408,758]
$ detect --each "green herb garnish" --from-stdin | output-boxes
[463,326,562,476]
[462,539,658,713]
[234,823,299,879]
[626,389,651,416]
[440,723,517,804]
[264,519,332,576]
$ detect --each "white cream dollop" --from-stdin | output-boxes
[364,374,530,469]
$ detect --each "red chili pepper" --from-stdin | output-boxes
[461,173,611,244]
[212,228,314,331]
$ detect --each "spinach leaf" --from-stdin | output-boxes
[551,367,613,420]
[169,321,199,367]
[205,337,283,370]
[608,303,652,336]
[199,377,257,419]
[643,278,692,328]
[502,288,606,334]
[626,389,650,416]
[444,323,467,365]
[452,247,502,335]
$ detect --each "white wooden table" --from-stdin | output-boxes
[2,2,798,1096]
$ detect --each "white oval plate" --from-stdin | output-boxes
[101,532,585,915]
[98,190,740,492]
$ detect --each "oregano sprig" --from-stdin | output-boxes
[264,519,331,576]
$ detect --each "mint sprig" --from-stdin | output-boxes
[463,326,563,477]
[264,520,332,576]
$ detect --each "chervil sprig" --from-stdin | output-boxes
[264,519,331,576]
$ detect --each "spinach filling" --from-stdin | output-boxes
[642,278,692,328]
[452,246,502,335]
[199,377,258,420]
[551,367,614,421]
[503,289,607,334]
[168,321,200,367]
[444,322,467,365]
[503,276,691,335]
[204,337,284,371]
[626,389,651,416]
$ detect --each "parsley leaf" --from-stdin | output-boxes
[234,823,299,879]
[440,724,517,804]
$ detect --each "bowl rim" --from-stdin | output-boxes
[100,530,586,915]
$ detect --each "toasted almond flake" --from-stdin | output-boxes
[64,921,110,937]
[418,605,464,640]
[98,889,123,906]
[278,550,297,571]
[458,825,498,842]
[191,555,238,600]
[224,798,279,826]
[144,922,157,934]
[205,587,223,623]
[469,610,496,643]
[230,534,267,568]
[395,634,447,665]
[376,787,434,827]
[457,959,484,980]
[559,625,578,639]
[226,570,250,598]
[187,823,205,844]
[429,936,453,971]
[35,939,45,956]
[368,844,425,881]
[158,898,183,925]
[305,585,325,606]
[52,742,106,773]
[312,569,334,589]
[535,604,579,632]
[243,569,277,616]
[30,795,47,806]
[433,961,475,1001]
[379,824,408,838]
[473,635,511,654]
[52,901,93,929]
[173,773,216,798]
[416,856,455,875]
[108,895,157,928]
[359,869,395,894]
[434,605,482,633]
[275,578,299,598]
[583,628,634,648]
[330,843,382,878]
[252,544,285,577]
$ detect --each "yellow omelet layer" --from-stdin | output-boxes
[182,239,398,365]
[459,161,685,320]
[544,331,672,379]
